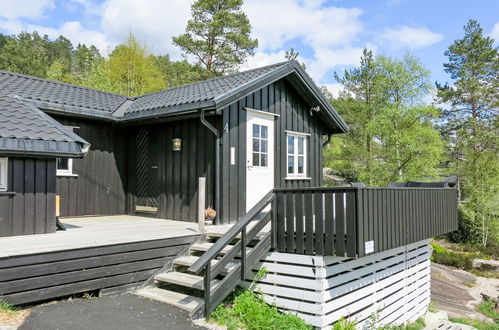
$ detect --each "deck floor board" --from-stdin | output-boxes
[0,215,199,258]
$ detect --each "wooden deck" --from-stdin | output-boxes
[0,215,199,258]
[0,216,200,305]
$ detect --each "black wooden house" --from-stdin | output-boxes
[0,61,347,236]
[0,62,458,328]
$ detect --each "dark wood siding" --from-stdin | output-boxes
[0,236,198,305]
[0,158,56,237]
[129,118,216,222]
[54,117,127,217]
[219,79,326,224]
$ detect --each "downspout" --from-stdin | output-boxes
[322,134,331,147]
[200,109,221,225]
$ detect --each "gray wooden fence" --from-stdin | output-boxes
[274,187,458,257]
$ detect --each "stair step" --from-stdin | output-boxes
[206,230,267,240]
[154,271,220,290]
[190,242,252,256]
[174,256,239,274]
[174,255,216,267]
[136,287,203,312]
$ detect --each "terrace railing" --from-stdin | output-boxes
[274,187,458,258]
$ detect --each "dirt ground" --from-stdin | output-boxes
[431,261,499,321]
[0,310,29,329]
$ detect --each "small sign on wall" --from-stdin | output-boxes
[365,240,375,254]
[231,147,236,165]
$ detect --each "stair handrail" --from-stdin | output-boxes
[189,189,275,274]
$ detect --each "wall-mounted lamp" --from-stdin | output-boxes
[309,106,320,117]
[172,138,182,151]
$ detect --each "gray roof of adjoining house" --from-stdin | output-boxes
[0,70,127,115]
[0,95,90,157]
[0,61,348,133]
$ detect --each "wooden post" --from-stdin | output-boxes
[198,177,206,233]
[55,195,60,217]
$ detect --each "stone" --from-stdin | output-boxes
[424,311,448,326]
[472,258,499,271]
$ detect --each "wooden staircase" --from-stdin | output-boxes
[135,192,275,319]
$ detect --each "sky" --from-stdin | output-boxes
[0,0,498,97]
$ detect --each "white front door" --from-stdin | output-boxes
[246,110,275,212]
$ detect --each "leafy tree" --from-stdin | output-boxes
[173,0,258,75]
[85,33,166,96]
[436,20,499,246]
[0,32,49,77]
[326,49,443,186]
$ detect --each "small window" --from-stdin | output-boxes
[0,158,7,191]
[252,123,269,167]
[56,126,77,177]
[56,158,74,176]
[286,132,307,178]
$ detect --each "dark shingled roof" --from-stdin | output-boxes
[0,95,90,157]
[125,62,288,116]
[0,61,348,133]
[0,70,127,114]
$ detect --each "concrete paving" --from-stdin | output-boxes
[18,294,204,330]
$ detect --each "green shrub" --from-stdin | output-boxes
[430,242,475,270]
[332,318,357,330]
[209,289,312,330]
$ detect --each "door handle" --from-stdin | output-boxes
[247,165,253,170]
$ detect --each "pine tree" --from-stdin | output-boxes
[173,0,258,76]
[436,20,499,246]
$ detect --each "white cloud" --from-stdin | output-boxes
[243,0,363,51]
[0,0,55,19]
[380,26,443,49]
[100,0,192,59]
[323,83,344,98]
[491,22,499,42]
[241,50,288,70]
[240,1,366,83]
[307,47,364,81]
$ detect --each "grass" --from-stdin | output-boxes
[209,289,312,330]
[470,269,499,279]
[0,300,17,313]
[449,317,498,330]
[374,318,425,330]
[477,300,499,323]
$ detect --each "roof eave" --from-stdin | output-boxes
[0,138,88,158]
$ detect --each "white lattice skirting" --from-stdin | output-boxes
[246,239,431,329]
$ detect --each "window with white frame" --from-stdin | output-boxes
[56,158,73,176]
[0,158,8,191]
[252,123,269,167]
[56,126,77,176]
[287,132,307,178]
